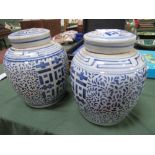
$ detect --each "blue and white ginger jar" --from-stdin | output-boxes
[70,29,147,126]
[4,28,68,108]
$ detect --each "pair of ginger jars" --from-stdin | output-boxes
[3,28,146,126]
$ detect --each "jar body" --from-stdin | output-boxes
[70,48,146,125]
[4,43,68,108]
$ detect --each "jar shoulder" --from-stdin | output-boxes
[72,47,146,74]
[4,42,66,62]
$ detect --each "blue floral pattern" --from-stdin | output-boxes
[4,46,68,108]
[70,50,146,126]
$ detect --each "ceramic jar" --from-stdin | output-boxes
[4,28,68,108]
[70,29,147,126]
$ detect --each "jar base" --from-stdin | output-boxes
[25,93,65,108]
[79,108,126,126]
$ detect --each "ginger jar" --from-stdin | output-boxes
[70,29,146,126]
[4,28,68,108]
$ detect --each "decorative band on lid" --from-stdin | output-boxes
[84,29,136,54]
[8,28,51,49]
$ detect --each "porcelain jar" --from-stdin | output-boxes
[3,28,68,108]
[70,29,147,126]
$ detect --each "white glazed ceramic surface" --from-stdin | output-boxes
[8,28,51,49]
[70,29,146,126]
[84,29,136,54]
[4,28,68,108]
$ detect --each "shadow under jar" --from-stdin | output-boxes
[3,28,68,108]
[70,29,147,126]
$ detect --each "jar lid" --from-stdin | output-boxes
[8,28,51,49]
[84,29,136,54]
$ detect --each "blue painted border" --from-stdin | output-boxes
[85,41,134,48]
[11,36,50,44]
[71,62,146,74]
[4,49,65,62]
